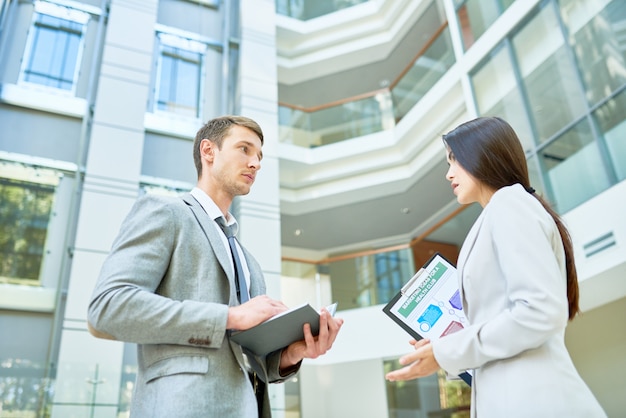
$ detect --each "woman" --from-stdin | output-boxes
[385,117,606,417]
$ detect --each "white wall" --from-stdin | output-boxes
[300,359,389,418]
[565,296,626,418]
[565,180,626,311]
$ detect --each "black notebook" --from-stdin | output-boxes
[382,252,472,386]
[230,302,338,356]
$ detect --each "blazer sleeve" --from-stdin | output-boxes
[87,195,229,348]
[432,189,569,375]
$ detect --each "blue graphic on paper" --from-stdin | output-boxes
[449,289,462,310]
[418,304,442,332]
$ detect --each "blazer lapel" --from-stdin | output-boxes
[181,194,236,297]
[181,194,251,372]
[456,207,486,311]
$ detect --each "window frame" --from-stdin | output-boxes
[19,0,90,95]
[152,30,209,119]
[0,156,75,294]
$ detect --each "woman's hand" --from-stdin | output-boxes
[385,338,441,381]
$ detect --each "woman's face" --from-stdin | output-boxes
[445,149,492,207]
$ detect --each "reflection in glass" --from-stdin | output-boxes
[559,0,626,106]
[276,0,369,20]
[384,359,470,418]
[526,154,546,198]
[278,92,392,147]
[471,45,534,152]
[539,118,610,212]
[23,11,86,91]
[329,248,414,310]
[155,33,206,118]
[455,0,515,50]
[512,5,586,143]
[0,361,54,417]
[422,205,481,250]
[593,88,626,181]
[0,169,57,285]
[392,27,455,121]
[455,0,498,50]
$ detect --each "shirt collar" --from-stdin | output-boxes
[190,187,239,233]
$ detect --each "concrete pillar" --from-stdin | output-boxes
[52,0,158,416]
[237,0,285,415]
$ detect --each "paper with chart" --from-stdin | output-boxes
[386,254,467,340]
[383,253,472,386]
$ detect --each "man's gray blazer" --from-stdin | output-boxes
[88,193,297,417]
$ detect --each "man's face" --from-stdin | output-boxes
[209,125,263,197]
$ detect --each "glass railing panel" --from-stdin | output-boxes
[0,360,124,417]
[391,26,455,121]
[454,0,514,51]
[276,0,369,20]
[512,5,587,144]
[539,118,612,213]
[281,260,333,310]
[559,0,626,107]
[329,248,415,311]
[0,359,53,416]
[454,0,500,51]
[593,88,626,182]
[279,91,393,147]
[384,360,471,418]
[278,105,314,147]
[471,44,536,153]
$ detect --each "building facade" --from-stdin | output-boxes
[0,0,624,417]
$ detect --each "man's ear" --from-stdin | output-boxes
[200,138,215,162]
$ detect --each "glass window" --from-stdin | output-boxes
[559,0,626,106]
[471,45,535,153]
[154,33,206,118]
[526,153,546,197]
[455,0,499,50]
[454,0,514,50]
[329,248,414,310]
[276,0,369,20]
[0,313,55,416]
[384,359,471,418]
[20,1,89,92]
[512,4,587,143]
[593,88,626,181]
[375,252,406,304]
[0,164,59,285]
[539,118,611,212]
[392,26,456,121]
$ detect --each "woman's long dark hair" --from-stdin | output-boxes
[443,116,579,320]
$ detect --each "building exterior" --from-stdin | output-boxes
[0,0,624,417]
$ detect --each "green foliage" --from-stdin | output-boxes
[0,178,55,284]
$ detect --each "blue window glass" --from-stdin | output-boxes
[155,35,205,118]
[23,11,85,91]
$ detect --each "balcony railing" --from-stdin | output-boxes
[278,24,455,148]
[276,0,370,21]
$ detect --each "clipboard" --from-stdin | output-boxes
[382,252,472,386]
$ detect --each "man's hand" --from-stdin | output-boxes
[227,295,288,330]
[384,338,440,381]
[279,308,344,372]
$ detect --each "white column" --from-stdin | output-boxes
[237,0,285,416]
[51,0,158,416]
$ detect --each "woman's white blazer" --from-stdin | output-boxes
[432,184,606,418]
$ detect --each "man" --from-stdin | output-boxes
[88,115,343,417]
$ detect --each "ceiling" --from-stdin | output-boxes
[274,0,478,256]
